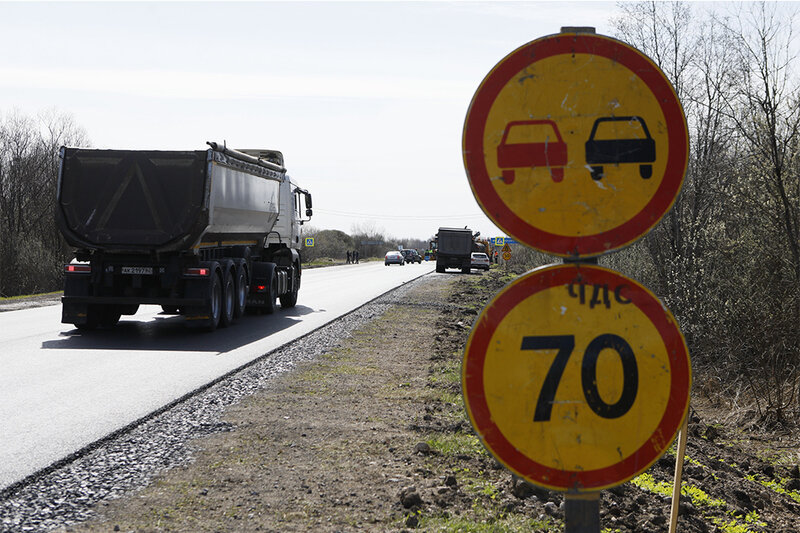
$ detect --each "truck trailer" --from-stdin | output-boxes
[56,142,312,331]
[434,227,475,273]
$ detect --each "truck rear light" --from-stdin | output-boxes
[184,267,210,277]
[65,264,91,273]
[254,285,267,292]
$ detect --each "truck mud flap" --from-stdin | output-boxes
[61,300,89,326]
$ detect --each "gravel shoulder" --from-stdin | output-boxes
[0,292,62,312]
[6,269,800,532]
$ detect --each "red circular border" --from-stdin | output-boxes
[463,34,689,257]
[463,264,691,491]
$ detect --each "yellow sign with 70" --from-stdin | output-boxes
[462,264,690,491]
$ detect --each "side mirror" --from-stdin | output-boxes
[304,192,313,209]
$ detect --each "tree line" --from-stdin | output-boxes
[603,1,799,425]
[0,110,88,297]
[300,223,431,263]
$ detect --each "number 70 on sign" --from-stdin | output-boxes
[462,264,690,491]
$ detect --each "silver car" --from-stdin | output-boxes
[385,251,405,266]
[470,252,490,271]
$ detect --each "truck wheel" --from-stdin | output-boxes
[201,270,223,331]
[219,268,235,328]
[264,269,277,314]
[233,263,248,318]
[161,305,179,314]
[462,267,470,274]
[280,268,299,309]
[436,264,445,273]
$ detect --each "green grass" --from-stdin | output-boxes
[426,432,487,457]
[430,361,461,386]
[632,473,768,532]
[414,505,559,532]
[631,473,726,508]
[710,511,766,533]
[745,474,800,503]
[438,389,464,406]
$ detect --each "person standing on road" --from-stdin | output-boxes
[354,250,359,264]
[346,250,351,264]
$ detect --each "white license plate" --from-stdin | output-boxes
[121,266,153,275]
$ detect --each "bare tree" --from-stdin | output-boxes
[612,2,736,354]
[722,2,800,282]
[0,109,89,296]
[611,3,800,424]
[715,2,800,422]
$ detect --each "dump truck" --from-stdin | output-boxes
[434,227,475,273]
[56,142,312,331]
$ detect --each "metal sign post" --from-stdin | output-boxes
[565,492,600,532]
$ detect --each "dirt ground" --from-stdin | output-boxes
[63,270,800,532]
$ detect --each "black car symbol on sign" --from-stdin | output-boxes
[585,116,655,180]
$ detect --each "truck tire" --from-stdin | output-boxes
[201,269,223,331]
[233,261,248,318]
[161,305,179,314]
[264,268,277,314]
[219,267,235,328]
[462,267,470,274]
[436,263,445,273]
[280,266,299,309]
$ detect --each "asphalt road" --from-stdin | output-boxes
[0,261,435,490]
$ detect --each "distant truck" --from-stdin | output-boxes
[56,142,312,331]
[434,227,475,273]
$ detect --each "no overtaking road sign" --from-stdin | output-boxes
[463,32,688,258]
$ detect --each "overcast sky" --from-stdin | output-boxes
[0,1,620,241]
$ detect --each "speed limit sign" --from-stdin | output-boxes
[462,263,690,491]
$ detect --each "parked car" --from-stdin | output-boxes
[470,252,491,271]
[385,251,405,266]
[401,249,422,264]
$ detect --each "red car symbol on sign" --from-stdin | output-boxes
[496,120,567,184]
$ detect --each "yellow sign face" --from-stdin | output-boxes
[304,237,314,247]
[487,54,665,236]
[464,33,688,257]
[462,264,690,491]
[502,252,511,261]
